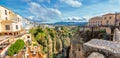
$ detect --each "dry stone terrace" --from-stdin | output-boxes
[83,39,120,58]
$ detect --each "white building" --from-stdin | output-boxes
[0,6,23,36]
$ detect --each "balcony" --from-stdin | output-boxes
[0,20,17,23]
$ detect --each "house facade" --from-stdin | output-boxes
[88,13,120,27]
[82,13,120,34]
[0,6,23,36]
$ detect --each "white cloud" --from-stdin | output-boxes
[83,16,93,21]
[60,0,82,7]
[28,2,62,22]
[22,0,31,2]
[109,0,120,4]
[62,16,87,22]
[22,0,51,3]
[28,16,34,19]
[37,0,51,4]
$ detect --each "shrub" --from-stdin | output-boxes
[8,39,25,56]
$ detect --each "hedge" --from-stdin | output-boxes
[8,39,25,56]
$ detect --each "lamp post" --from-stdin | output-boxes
[114,12,118,27]
[91,26,93,38]
[110,13,118,34]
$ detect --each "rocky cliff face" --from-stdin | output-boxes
[69,39,84,58]
[48,35,53,58]
[56,37,63,52]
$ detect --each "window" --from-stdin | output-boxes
[101,21,102,25]
[78,48,80,51]
[106,20,109,25]
[5,10,7,15]
[107,20,109,23]
[27,36,30,38]
[18,18,19,22]
[5,25,10,30]
[104,17,107,19]
[18,18,21,22]
[109,16,112,19]
[98,21,99,25]
[16,25,18,29]
[9,12,11,14]
[5,17,8,20]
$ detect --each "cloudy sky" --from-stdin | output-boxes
[0,0,120,23]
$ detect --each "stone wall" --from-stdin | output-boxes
[113,28,120,42]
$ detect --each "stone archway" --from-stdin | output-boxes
[84,49,113,58]
[14,32,16,36]
[0,33,1,36]
[9,33,12,35]
[83,49,108,58]
[87,52,105,58]
[5,33,8,35]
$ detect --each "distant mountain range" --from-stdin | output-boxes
[52,22,88,26]
[30,19,88,26]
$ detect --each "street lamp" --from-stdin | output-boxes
[114,12,118,27]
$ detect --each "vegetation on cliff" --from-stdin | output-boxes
[29,26,76,58]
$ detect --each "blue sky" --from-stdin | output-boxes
[0,0,120,23]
